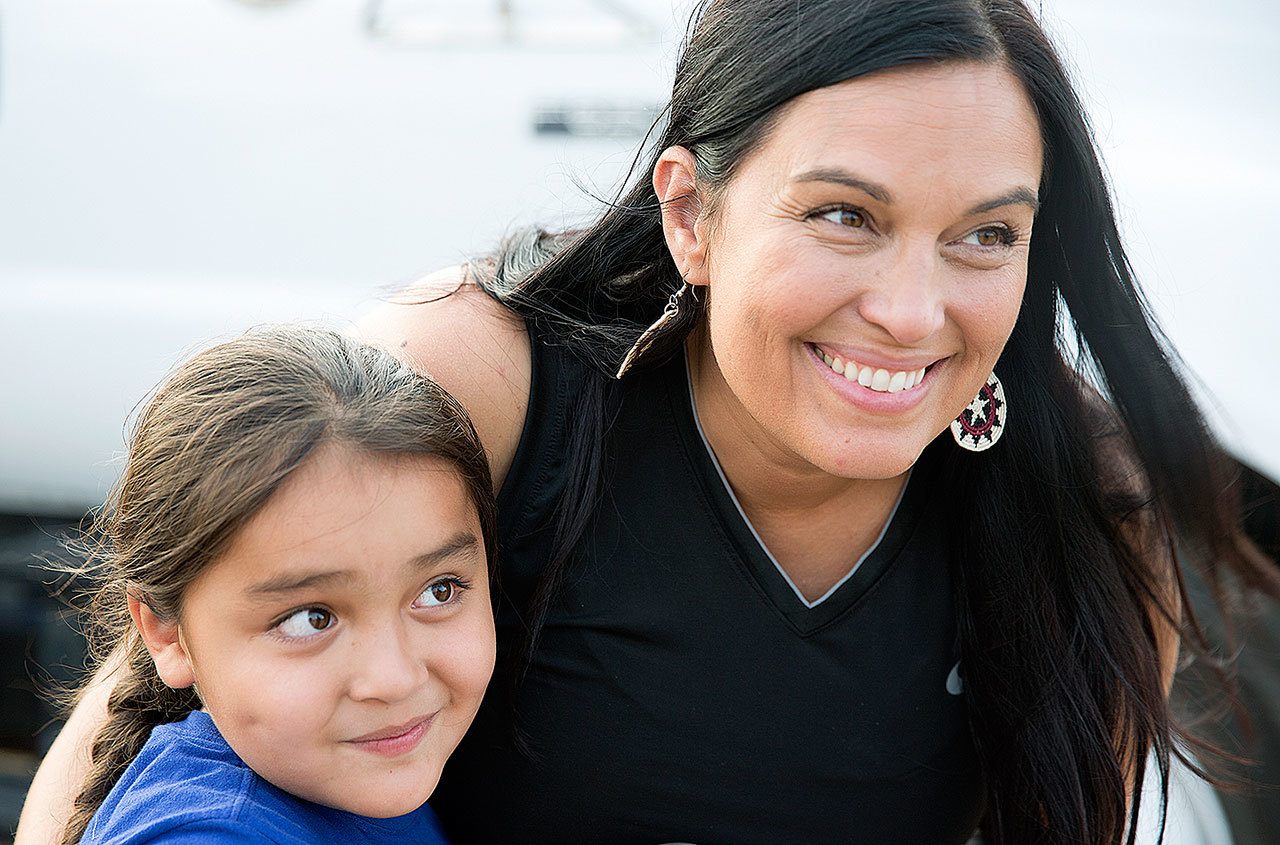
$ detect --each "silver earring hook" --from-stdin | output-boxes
[614,281,694,380]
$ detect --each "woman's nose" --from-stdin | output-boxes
[346,623,427,704]
[856,241,946,345]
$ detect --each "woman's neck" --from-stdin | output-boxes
[686,332,909,600]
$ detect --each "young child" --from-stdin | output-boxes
[59,325,497,844]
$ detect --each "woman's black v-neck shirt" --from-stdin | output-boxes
[431,326,984,844]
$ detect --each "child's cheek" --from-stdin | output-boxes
[454,603,497,701]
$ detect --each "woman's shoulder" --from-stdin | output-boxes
[354,265,532,490]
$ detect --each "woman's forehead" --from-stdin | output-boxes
[746,61,1043,195]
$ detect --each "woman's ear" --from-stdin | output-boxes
[127,593,196,690]
[653,145,711,287]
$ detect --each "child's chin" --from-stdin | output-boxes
[337,784,437,819]
[330,773,440,819]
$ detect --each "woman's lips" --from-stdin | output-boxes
[805,342,943,413]
[344,714,435,757]
[809,342,940,392]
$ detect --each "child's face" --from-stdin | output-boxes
[164,445,495,818]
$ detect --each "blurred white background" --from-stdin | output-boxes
[0,0,1277,513]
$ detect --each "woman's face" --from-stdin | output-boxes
[681,60,1043,480]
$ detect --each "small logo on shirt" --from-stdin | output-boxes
[946,660,964,696]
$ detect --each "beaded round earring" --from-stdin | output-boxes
[950,373,1007,452]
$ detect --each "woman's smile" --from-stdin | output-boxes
[804,341,944,414]
[808,341,944,392]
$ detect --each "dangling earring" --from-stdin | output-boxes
[614,281,696,379]
[951,372,1007,452]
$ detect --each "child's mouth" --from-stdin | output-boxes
[345,713,436,757]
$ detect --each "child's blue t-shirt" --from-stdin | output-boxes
[81,710,447,844]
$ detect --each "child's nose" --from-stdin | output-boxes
[346,624,426,704]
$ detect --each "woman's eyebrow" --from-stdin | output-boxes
[793,167,891,203]
[791,167,1039,215]
[966,187,1040,216]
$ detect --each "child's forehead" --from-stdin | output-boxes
[210,446,483,594]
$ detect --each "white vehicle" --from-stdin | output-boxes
[0,0,684,516]
[1,1,1276,840]
[3,1,1276,519]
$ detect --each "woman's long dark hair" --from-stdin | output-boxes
[471,1,1280,842]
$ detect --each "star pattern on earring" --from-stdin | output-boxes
[957,385,1002,445]
[950,374,1007,452]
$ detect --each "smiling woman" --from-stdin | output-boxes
[672,62,1042,488]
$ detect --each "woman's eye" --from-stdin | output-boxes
[817,207,867,229]
[962,226,1011,247]
[276,607,334,640]
[415,578,463,608]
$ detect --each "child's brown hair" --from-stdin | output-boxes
[57,325,495,844]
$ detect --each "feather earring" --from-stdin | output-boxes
[614,282,695,379]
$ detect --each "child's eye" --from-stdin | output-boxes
[275,607,335,640]
[414,577,468,609]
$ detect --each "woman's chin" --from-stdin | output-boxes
[805,437,928,482]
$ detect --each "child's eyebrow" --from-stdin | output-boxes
[246,569,354,597]
[401,531,482,575]
[244,531,482,598]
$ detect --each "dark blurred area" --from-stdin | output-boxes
[1193,461,1280,841]
[1,516,87,843]
[1240,462,1280,562]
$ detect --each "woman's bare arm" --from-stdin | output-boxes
[15,268,531,841]
[354,268,531,490]
[15,655,118,844]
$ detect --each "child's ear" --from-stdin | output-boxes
[127,593,196,690]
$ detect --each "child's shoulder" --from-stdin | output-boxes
[81,711,256,842]
[82,711,449,845]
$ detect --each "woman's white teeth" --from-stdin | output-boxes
[817,346,928,393]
